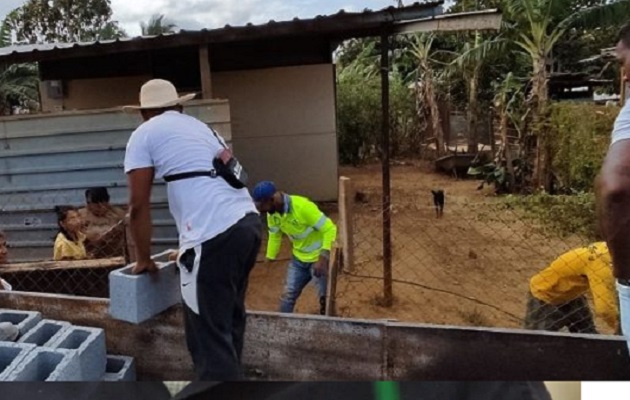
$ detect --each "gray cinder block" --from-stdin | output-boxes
[50,326,106,381]
[109,261,180,324]
[18,320,71,347]
[6,347,81,381]
[0,342,36,380]
[102,355,136,381]
[0,310,42,337]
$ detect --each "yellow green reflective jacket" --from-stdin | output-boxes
[266,194,337,263]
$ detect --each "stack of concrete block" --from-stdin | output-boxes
[0,309,136,381]
[109,261,181,324]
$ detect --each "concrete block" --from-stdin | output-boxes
[102,355,136,381]
[109,261,180,324]
[6,347,81,381]
[0,342,36,380]
[50,326,106,381]
[0,309,42,337]
[18,320,71,347]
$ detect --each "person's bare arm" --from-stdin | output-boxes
[127,167,157,274]
[597,140,630,279]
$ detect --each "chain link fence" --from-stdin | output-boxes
[330,165,618,336]
[0,187,140,297]
[0,162,618,338]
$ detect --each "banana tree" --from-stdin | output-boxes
[409,34,448,156]
[506,0,630,190]
[493,72,527,190]
[449,31,505,154]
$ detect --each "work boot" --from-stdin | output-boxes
[319,296,326,316]
[0,322,19,342]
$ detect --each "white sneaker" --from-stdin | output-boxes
[0,322,19,341]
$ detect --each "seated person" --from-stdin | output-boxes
[53,206,88,261]
[79,187,127,259]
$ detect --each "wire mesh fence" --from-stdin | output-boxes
[0,187,135,297]
[331,165,618,336]
[0,162,618,338]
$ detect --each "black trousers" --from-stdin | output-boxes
[175,382,552,400]
[179,213,262,380]
[524,291,598,334]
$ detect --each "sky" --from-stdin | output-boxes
[0,0,410,38]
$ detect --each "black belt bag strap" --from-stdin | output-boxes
[163,128,249,189]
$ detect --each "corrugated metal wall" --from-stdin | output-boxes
[0,100,231,262]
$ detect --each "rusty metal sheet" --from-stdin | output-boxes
[386,323,630,380]
[243,312,384,380]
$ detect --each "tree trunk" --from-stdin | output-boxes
[501,111,515,191]
[530,55,551,191]
[467,69,479,154]
[421,67,444,157]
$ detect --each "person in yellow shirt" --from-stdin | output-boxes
[525,242,619,334]
[53,206,88,261]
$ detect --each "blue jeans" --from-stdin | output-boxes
[617,281,630,354]
[279,259,327,313]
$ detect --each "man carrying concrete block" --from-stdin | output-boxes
[253,181,337,315]
[123,79,261,380]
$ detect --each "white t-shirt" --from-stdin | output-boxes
[611,102,630,146]
[124,111,258,251]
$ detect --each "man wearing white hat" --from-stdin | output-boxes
[123,79,261,380]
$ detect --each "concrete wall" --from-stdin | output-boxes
[40,76,151,113]
[213,64,338,201]
[37,63,339,201]
[0,291,628,381]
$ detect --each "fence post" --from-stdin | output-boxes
[338,176,355,273]
[381,31,393,307]
[325,246,340,317]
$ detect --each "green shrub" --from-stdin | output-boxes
[502,191,597,241]
[337,73,423,165]
[548,103,618,192]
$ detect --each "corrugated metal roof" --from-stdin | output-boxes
[0,33,177,57]
[0,2,444,63]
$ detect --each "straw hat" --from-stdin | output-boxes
[123,79,196,112]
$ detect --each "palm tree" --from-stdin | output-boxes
[0,63,39,115]
[140,14,177,36]
[0,17,39,115]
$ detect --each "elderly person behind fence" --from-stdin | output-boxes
[79,187,127,259]
[524,242,619,335]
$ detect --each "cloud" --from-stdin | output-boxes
[111,0,303,36]
[0,0,26,21]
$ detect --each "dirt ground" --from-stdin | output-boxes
[246,161,606,332]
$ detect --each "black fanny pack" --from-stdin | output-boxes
[163,129,249,189]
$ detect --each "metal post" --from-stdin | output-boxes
[381,32,393,307]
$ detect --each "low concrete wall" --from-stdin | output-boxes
[0,291,628,380]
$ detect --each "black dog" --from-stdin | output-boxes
[431,190,445,218]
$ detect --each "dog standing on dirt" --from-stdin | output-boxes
[431,190,445,218]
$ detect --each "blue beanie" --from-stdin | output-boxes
[252,181,277,202]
